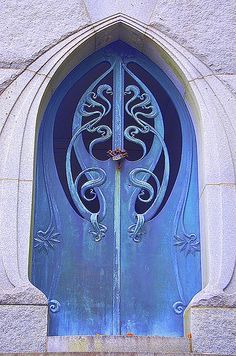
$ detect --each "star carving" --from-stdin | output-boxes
[34,226,60,253]
[174,233,200,256]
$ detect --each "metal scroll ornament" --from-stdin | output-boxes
[66,65,114,242]
[124,64,170,242]
[66,61,170,243]
[49,299,61,313]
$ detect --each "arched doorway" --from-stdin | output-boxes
[31,41,201,336]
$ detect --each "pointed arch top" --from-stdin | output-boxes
[0,13,235,314]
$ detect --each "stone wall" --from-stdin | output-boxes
[0,1,236,354]
[1,1,235,93]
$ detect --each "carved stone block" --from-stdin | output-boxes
[185,306,236,355]
[0,305,48,353]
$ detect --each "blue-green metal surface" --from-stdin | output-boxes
[31,42,201,336]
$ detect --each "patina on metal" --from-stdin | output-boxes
[32,41,201,337]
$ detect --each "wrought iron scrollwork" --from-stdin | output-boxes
[78,84,113,158]
[123,65,170,242]
[66,68,114,241]
[124,85,158,160]
[128,168,161,242]
[76,167,107,242]
[66,164,107,241]
[128,213,145,243]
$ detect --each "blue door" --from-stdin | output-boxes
[31,42,201,336]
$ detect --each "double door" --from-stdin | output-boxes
[32,42,201,336]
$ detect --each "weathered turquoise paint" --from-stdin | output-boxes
[31,41,201,336]
[113,166,121,335]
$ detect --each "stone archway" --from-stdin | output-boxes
[0,14,235,353]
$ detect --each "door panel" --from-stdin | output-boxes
[31,41,201,336]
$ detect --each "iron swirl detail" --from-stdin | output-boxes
[78,84,113,158]
[66,74,114,241]
[66,166,107,242]
[49,299,60,313]
[172,301,185,315]
[124,85,158,160]
[123,65,170,242]
[75,167,107,242]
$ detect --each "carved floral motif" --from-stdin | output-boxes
[174,233,200,256]
[34,226,60,253]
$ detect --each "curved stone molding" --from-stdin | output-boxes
[190,287,236,308]
[0,13,235,313]
[0,284,47,305]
